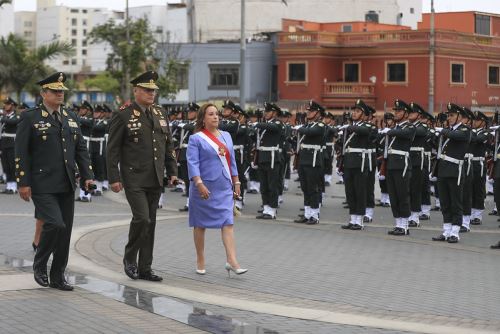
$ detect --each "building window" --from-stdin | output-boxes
[410,8,415,14]
[24,21,32,27]
[82,9,87,14]
[83,29,87,36]
[82,49,87,56]
[71,59,77,65]
[475,14,490,35]
[82,40,87,47]
[63,60,69,65]
[209,64,239,89]
[176,63,189,89]
[365,11,379,23]
[344,62,360,82]
[24,31,32,37]
[70,9,79,13]
[488,65,500,85]
[451,62,465,84]
[71,18,77,26]
[71,39,77,46]
[386,61,407,83]
[71,29,77,36]
[82,19,87,26]
[342,25,352,33]
[287,62,307,83]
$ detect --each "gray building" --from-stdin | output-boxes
[157,41,274,105]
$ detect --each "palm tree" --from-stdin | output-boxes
[0,1,13,8]
[0,33,74,101]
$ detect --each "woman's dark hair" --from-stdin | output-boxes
[194,103,218,133]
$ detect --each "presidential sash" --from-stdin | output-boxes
[199,129,233,183]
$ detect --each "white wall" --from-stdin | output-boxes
[129,5,188,43]
[189,0,422,42]
[0,3,14,38]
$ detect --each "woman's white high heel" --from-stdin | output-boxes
[196,269,206,275]
[225,263,248,277]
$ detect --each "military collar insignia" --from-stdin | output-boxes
[133,109,141,117]
[63,111,68,117]
[41,110,48,117]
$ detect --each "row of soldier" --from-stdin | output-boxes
[3,95,500,248]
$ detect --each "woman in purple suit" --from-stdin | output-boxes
[187,103,248,277]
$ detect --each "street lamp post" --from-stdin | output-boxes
[124,0,131,101]
[428,0,435,114]
[239,0,246,109]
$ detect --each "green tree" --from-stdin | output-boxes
[0,33,74,101]
[0,0,12,8]
[83,72,120,97]
[89,18,157,100]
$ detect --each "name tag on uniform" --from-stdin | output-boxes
[68,121,78,128]
[159,120,167,127]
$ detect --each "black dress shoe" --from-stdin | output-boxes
[363,216,372,223]
[93,190,102,196]
[488,209,498,216]
[34,270,49,287]
[471,218,482,225]
[387,228,397,235]
[256,214,275,219]
[171,188,183,193]
[431,206,441,211]
[490,241,500,249]
[350,224,362,230]
[138,270,163,282]
[179,206,189,212]
[341,223,354,229]
[343,205,350,209]
[123,260,138,280]
[381,203,390,207]
[335,181,344,184]
[299,208,305,211]
[419,214,430,220]
[408,220,419,227]
[306,217,319,225]
[392,227,408,236]
[49,280,74,291]
[325,181,331,187]
[294,217,308,224]
[247,189,258,194]
[257,209,264,213]
[447,235,459,243]
[1,189,15,194]
[342,201,348,204]
[432,234,447,241]
[459,226,470,233]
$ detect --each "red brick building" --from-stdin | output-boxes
[276,12,500,114]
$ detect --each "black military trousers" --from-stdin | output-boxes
[494,178,500,213]
[366,167,375,208]
[91,151,105,181]
[278,159,286,196]
[344,167,367,215]
[437,177,463,226]
[462,170,473,216]
[32,191,74,282]
[258,162,281,208]
[124,187,161,274]
[299,165,323,209]
[421,169,431,206]
[471,163,486,210]
[179,161,190,195]
[386,169,411,218]
[235,158,248,197]
[0,147,15,182]
[409,166,423,212]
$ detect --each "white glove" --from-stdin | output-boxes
[434,127,443,133]
[429,173,437,182]
[488,177,494,184]
[338,130,343,136]
[490,125,500,131]
[379,128,390,134]
[378,174,385,181]
[336,167,343,176]
[251,162,258,170]
[293,125,302,130]
[177,123,185,129]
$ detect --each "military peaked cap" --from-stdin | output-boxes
[393,99,411,112]
[102,104,112,113]
[306,100,325,113]
[222,100,238,112]
[474,110,488,122]
[81,100,93,111]
[19,102,30,109]
[130,70,159,89]
[460,106,475,119]
[3,97,17,106]
[409,102,425,114]
[384,112,395,120]
[354,99,371,116]
[37,72,69,91]
[264,102,282,114]
[187,102,200,112]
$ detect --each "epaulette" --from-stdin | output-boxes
[119,102,132,111]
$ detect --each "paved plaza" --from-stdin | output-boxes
[0,174,499,333]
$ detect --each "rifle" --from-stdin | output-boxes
[337,110,351,174]
[430,112,446,178]
[292,111,306,171]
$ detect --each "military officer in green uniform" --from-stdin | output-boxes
[1,97,20,194]
[255,102,284,219]
[107,71,178,281]
[469,111,489,226]
[432,103,471,243]
[15,72,95,290]
[383,100,416,236]
[293,100,326,225]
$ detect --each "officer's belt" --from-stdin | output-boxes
[233,145,245,164]
[472,156,485,177]
[301,144,323,168]
[1,133,16,138]
[440,154,464,185]
[410,147,425,170]
[388,149,409,177]
[344,148,372,172]
[464,153,473,176]
[258,145,280,168]
[88,136,105,155]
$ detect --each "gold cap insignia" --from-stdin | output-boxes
[58,73,63,82]
[42,111,48,117]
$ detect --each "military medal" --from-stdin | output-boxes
[218,146,226,156]
[42,135,47,141]
[134,110,141,117]
[42,111,48,117]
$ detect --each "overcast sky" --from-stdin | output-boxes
[12,0,500,13]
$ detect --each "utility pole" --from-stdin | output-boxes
[124,0,131,101]
[428,0,435,114]
[239,0,246,109]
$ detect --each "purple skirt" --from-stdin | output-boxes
[188,174,234,228]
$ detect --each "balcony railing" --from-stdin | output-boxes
[323,82,375,98]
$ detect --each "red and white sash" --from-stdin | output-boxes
[198,129,233,183]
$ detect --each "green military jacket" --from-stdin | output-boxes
[106,102,177,189]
